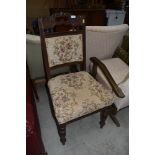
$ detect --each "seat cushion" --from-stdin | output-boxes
[95,58,129,110]
[48,71,114,124]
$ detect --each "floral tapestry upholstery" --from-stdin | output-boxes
[48,71,114,124]
[45,34,83,67]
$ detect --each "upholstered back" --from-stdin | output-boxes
[40,30,86,80]
[38,15,86,80]
[86,24,129,70]
[45,34,83,68]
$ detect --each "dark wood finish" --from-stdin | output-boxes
[58,124,66,145]
[111,103,117,115]
[90,57,125,98]
[27,63,39,101]
[104,0,123,10]
[50,0,105,9]
[124,0,129,25]
[38,16,114,145]
[100,110,108,128]
[31,80,39,101]
[109,103,122,127]
[49,8,106,26]
[38,13,85,35]
[110,103,129,127]
[60,105,112,126]
[109,114,120,127]
[99,104,120,128]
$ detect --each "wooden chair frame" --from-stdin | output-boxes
[38,16,123,145]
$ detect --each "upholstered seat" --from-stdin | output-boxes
[48,71,114,124]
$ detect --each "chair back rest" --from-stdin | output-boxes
[38,16,86,80]
[86,24,129,70]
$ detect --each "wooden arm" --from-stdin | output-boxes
[90,57,125,98]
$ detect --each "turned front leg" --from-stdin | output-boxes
[58,124,66,145]
[100,110,108,128]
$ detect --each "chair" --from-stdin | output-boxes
[90,57,128,127]
[38,16,125,145]
[86,24,128,71]
[88,25,129,127]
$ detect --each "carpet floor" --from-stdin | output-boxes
[36,86,129,155]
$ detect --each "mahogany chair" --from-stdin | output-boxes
[38,16,124,145]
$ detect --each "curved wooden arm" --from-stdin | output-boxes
[90,57,125,98]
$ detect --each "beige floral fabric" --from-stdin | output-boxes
[48,71,114,124]
[45,34,83,67]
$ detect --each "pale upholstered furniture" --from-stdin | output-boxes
[26,34,70,80]
[26,34,45,79]
[26,24,128,79]
[38,16,124,145]
[88,25,129,126]
[90,57,129,127]
[96,58,129,111]
[86,24,129,70]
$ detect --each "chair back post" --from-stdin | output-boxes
[81,26,86,71]
[38,18,51,81]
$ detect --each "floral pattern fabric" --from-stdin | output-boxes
[45,34,83,67]
[48,71,114,124]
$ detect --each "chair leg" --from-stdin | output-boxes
[109,104,120,127]
[100,110,108,128]
[58,124,66,145]
[109,114,120,127]
[31,80,39,101]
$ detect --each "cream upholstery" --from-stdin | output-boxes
[87,25,129,111]
[26,34,45,79]
[27,25,129,78]
[48,71,114,124]
[45,34,83,67]
[26,34,70,78]
[86,24,128,71]
[95,58,129,111]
